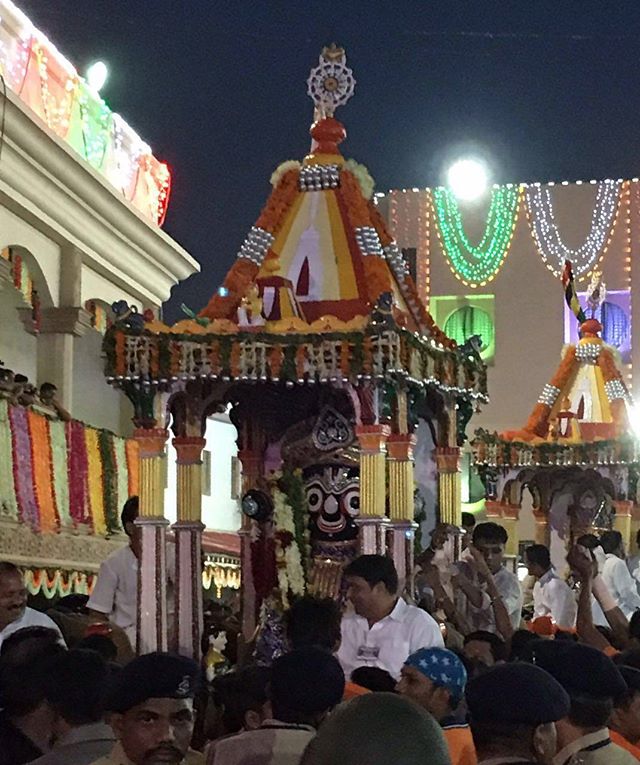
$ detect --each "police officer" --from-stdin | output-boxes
[88,652,203,765]
[527,641,637,765]
[466,662,570,764]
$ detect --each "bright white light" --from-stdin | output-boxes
[86,61,108,92]
[447,158,489,201]
[629,404,640,440]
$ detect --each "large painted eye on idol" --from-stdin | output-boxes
[306,487,323,513]
[343,489,360,517]
[241,490,273,523]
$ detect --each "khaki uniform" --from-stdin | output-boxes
[553,729,638,765]
[89,741,204,765]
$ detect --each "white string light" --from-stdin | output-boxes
[525,179,621,278]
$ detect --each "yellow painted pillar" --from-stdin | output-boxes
[133,427,169,655]
[614,500,633,552]
[387,433,417,592]
[435,447,461,526]
[172,436,206,660]
[356,424,391,555]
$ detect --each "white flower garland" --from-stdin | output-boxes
[270,160,301,187]
[273,486,306,606]
[345,158,375,199]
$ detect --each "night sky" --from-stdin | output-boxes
[18,1,640,320]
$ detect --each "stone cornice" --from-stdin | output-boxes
[39,307,93,336]
[0,91,199,307]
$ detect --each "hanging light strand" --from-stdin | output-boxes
[525,179,621,278]
[431,185,521,287]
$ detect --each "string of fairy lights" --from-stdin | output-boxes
[431,184,521,287]
[385,179,633,289]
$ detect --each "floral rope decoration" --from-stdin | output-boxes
[67,420,89,525]
[85,428,106,535]
[272,483,306,607]
[0,401,18,520]
[99,430,119,533]
[27,411,58,533]
[125,439,139,498]
[49,420,72,527]
[114,436,130,521]
[525,180,622,278]
[9,405,39,529]
[432,185,521,287]
[279,469,310,577]
[24,569,95,599]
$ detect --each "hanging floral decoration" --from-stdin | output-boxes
[432,185,522,287]
[525,180,622,278]
[0,400,135,535]
[272,483,306,607]
[24,568,95,599]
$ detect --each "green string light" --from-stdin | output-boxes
[432,185,521,287]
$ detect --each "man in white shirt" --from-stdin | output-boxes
[525,543,577,629]
[337,554,443,681]
[0,561,64,649]
[87,497,174,648]
[600,530,640,620]
[454,522,522,637]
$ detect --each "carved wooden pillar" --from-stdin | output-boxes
[133,427,169,654]
[172,436,206,660]
[355,424,390,555]
[435,447,461,526]
[387,433,417,592]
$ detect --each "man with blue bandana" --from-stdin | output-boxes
[397,647,477,765]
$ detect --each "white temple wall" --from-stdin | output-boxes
[165,414,241,533]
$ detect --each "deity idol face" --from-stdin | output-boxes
[304,465,360,542]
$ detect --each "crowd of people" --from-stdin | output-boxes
[0,364,70,421]
[4,504,640,764]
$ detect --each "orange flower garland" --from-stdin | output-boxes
[367,202,394,247]
[126,439,139,497]
[338,171,371,227]
[362,256,392,305]
[295,346,306,379]
[199,259,259,321]
[521,347,578,438]
[269,345,283,378]
[255,169,300,231]
[27,411,58,532]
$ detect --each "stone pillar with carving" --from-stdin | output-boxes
[387,433,417,592]
[172,436,206,660]
[355,424,390,555]
[435,447,461,526]
[238,448,262,641]
[613,500,634,551]
[134,427,169,654]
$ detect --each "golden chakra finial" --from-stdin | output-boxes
[307,44,355,118]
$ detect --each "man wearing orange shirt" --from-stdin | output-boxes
[610,666,640,760]
[397,647,477,765]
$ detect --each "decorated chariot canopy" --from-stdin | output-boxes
[473,264,638,546]
[103,45,486,405]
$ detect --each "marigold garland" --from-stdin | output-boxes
[85,428,106,535]
[255,169,300,232]
[27,411,58,532]
[126,439,140,497]
[24,568,95,599]
[114,437,130,520]
[99,430,119,533]
[362,256,392,304]
[338,171,371,227]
